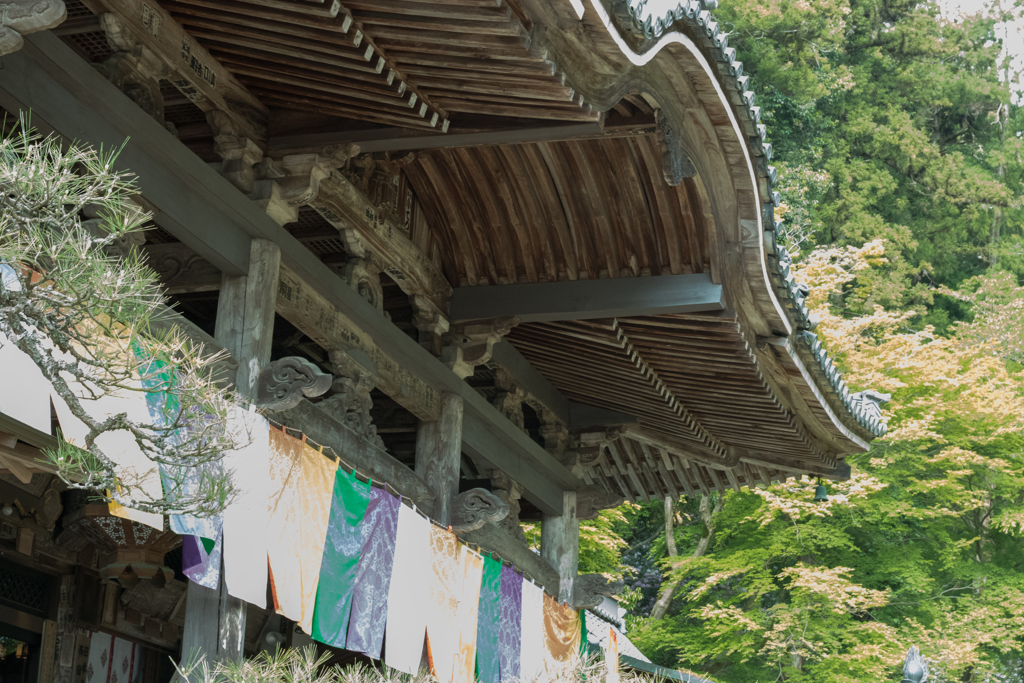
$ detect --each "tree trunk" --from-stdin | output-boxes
[650,493,723,619]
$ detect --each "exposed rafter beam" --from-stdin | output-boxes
[267,116,657,156]
[0,33,578,514]
[451,273,725,324]
[488,339,637,431]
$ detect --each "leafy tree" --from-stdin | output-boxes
[717,0,1024,312]
[627,242,1024,682]
[0,119,237,517]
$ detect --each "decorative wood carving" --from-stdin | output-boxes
[275,265,442,422]
[142,242,222,294]
[410,294,449,357]
[59,504,178,588]
[576,485,625,520]
[655,108,696,186]
[341,254,385,314]
[449,488,509,533]
[320,350,384,450]
[538,408,569,459]
[443,317,520,380]
[209,110,264,194]
[572,573,625,610]
[96,13,169,124]
[255,356,333,411]
[0,0,65,56]
[492,368,526,432]
[489,471,527,544]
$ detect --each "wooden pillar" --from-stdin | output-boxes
[541,490,578,604]
[415,393,464,526]
[182,238,281,668]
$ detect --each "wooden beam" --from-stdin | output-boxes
[4,33,579,515]
[313,175,452,315]
[275,264,442,422]
[0,33,257,275]
[451,273,725,324]
[540,490,578,603]
[77,0,268,144]
[268,117,658,155]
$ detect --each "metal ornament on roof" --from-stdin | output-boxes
[901,646,928,683]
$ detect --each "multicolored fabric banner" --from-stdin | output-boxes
[475,554,503,683]
[345,487,400,659]
[266,427,337,635]
[311,468,371,649]
[182,530,221,589]
[384,502,432,674]
[498,565,523,683]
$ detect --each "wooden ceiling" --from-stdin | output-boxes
[405,135,713,287]
[49,0,881,499]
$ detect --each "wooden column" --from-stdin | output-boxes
[415,393,464,526]
[182,238,281,668]
[541,490,578,604]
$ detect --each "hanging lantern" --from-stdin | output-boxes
[813,478,828,502]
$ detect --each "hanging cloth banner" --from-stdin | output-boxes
[519,579,545,682]
[0,266,50,435]
[541,595,582,676]
[222,406,272,608]
[50,371,163,531]
[266,427,337,635]
[135,351,221,543]
[310,468,371,649]
[497,565,523,683]
[109,635,141,683]
[84,631,114,683]
[425,525,464,683]
[384,503,432,675]
[345,487,401,660]
[182,529,221,589]
[453,546,484,683]
[0,332,52,435]
[475,554,503,683]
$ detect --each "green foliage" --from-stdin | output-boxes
[719,0,1024,307]
[0,117,238,516]
[623,242,1024,682]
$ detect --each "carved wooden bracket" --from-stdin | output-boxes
[538,408,569,459]
[489,471,527,544]
[321,350,385,450]
[443,317,519,379]
[209,110,264,193]
[656,109,697,186]
[492,367,526,432]
[449,488,509,533]
[0,0,65,57]
[572,573,625,610]
[576,485,625,520]
[96,13,170,125]
[411,295,450,357]
[255,356,333,411]
[60,504,179,588]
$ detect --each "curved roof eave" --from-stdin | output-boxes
[544,0,886,448]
